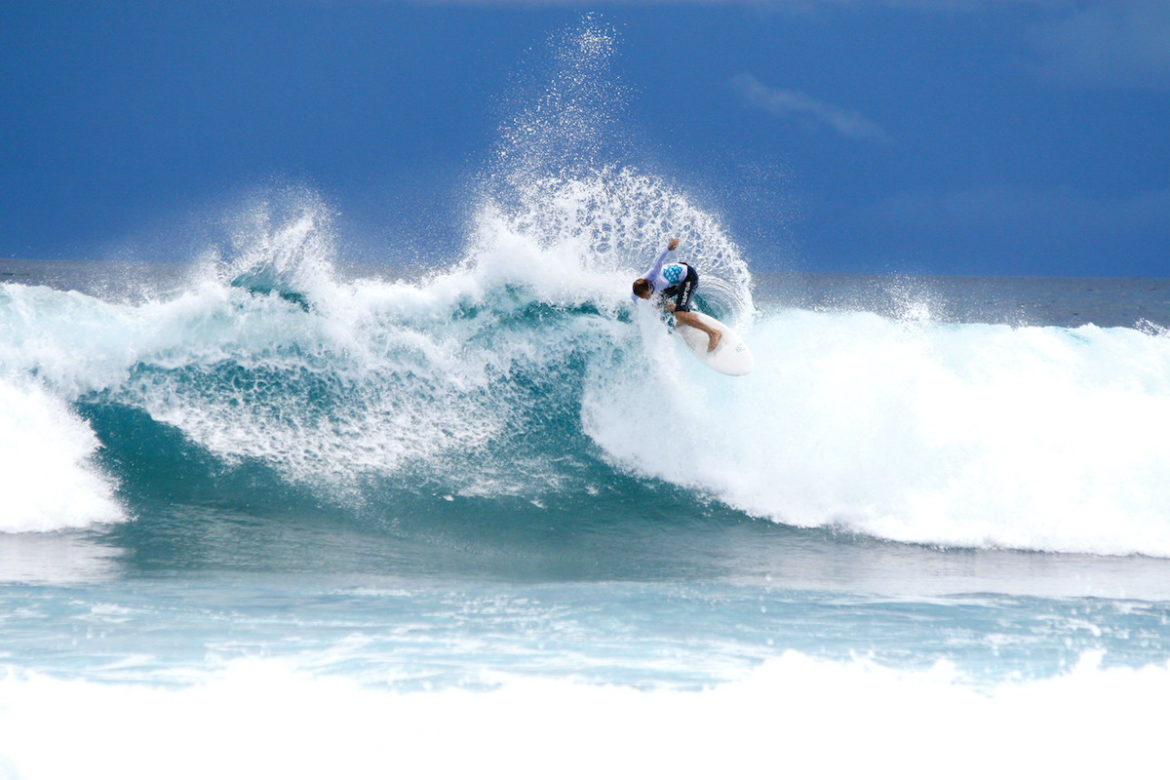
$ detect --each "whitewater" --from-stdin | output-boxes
[4,21,1170,780]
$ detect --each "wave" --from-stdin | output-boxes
[4,173,1170,555]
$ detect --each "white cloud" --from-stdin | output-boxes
[731,73,893,144]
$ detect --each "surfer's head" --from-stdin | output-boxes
[632,279,652,299]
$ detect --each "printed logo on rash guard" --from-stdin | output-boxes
[663,264,684,284]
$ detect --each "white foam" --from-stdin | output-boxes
[586,308,1170,556]
[0,651,1165,779]
[0,378,123,532]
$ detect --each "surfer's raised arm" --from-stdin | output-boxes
[645,237,680,280]
[632,238,680,302]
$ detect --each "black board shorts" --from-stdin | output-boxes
[663,265,699,312]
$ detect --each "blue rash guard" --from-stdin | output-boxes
[635,248,699,312]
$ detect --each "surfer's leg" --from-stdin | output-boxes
[673,268,720,351]
[674,310,722,352]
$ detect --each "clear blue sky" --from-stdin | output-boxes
[2,1,1167,276]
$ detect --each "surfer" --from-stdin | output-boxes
[632,238,722,352]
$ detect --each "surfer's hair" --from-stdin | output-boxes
[632,279,651,298]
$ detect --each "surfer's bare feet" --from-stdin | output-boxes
[707,330,722,352]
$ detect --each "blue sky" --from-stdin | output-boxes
[2,0,1167,276]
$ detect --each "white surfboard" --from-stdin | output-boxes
[675,311,754,376]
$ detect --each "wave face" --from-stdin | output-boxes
[4,179,1170,557]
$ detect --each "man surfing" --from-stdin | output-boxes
[632,238,722,352]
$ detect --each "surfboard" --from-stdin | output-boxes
[675,311,754,376]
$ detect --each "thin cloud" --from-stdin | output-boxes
[1031,0,1170,90]
[863,185,1170,235]
[731,73,893,144]
[397,0,1068,8]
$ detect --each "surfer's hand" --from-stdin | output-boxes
[664,300,676,312]
[667,238,680,251]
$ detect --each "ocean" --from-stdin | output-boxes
[2,171,1169,778]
